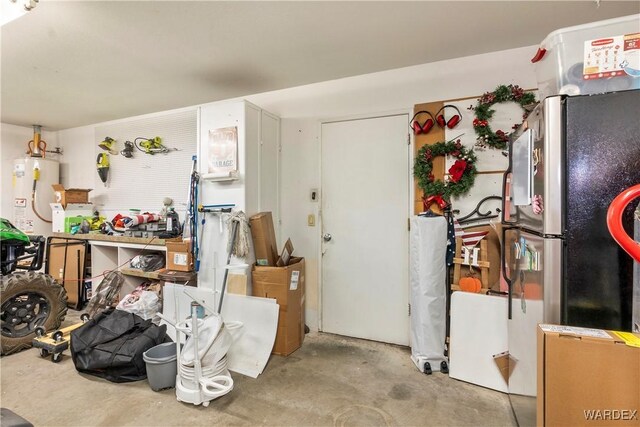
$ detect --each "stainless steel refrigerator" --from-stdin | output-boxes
[501,90,640,425]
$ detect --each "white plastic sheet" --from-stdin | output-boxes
[409,215,448,372]
[449,292,508,392]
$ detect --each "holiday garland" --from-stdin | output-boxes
[414,138,478,209]
[472,84,537,150]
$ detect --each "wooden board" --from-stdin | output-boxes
[413,101,445,215]
[53,232,167,246]
[46,238,88,309]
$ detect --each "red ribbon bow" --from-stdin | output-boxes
[423,195,449,210]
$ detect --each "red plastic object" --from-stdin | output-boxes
[531,47,547,63]
[607,184,640,262]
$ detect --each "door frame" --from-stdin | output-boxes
[317,109,413,335]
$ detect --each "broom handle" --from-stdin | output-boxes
[217,221,238,314]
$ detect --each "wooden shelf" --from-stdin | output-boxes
[451,284,491,294]
[53,232,168,246]
[120,267,166,280]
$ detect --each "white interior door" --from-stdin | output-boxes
[321,114,410,345]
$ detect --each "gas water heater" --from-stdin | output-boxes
[12,127,59,236]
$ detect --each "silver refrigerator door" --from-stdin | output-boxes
[505,97,564,236]
[504,228,563,426]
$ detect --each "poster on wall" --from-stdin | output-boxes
[205,126,239,180]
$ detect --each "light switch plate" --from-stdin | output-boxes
[310,188,319,202]
[307,214,315,227]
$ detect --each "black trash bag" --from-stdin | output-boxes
[130,253,165,272]
[70,308,168,383]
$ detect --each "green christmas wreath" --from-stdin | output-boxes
[414,138,478,209]
[472,84,537,150]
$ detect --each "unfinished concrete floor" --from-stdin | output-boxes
[1,311,516,426]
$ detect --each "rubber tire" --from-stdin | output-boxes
[1,272,67,356]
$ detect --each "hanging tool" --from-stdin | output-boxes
[27,125,47,158]
[98,136,119,155]
[120,141,135,158]
[134,136,175,155]
[96,153,110,187]
[185,156,200,270]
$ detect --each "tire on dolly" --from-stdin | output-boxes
[1,272,67,355]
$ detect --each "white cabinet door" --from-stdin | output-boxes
[321,114,410,345]
[260,111,280,241]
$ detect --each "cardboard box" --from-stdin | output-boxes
[249,212,278,266]
[165,240,193,272]
[276,238,294,267]
[52,184,92,208]
[252,257,305,356]
[51,203,94,233]
[537,324,640,427]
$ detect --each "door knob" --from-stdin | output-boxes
[323,233,332,242]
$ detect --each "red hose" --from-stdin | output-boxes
[607,184,640,263]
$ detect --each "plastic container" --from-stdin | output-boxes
[143,342,177,391]
[533,14,640,101]
[165,208,181,237]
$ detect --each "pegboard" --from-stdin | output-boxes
[413,89,537,217]
[93,109,197,216]
[444,91,538,219]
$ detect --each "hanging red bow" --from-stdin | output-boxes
[448,159,468,183]
[423,195,449,210]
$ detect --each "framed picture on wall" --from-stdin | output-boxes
[205,126,239,180]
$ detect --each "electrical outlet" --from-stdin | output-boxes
[307,214,315,227]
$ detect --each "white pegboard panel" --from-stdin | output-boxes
[93,109,197,217]
[444,90,539,172]
[444,90,539,221]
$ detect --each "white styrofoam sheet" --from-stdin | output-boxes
[221,294,279,378]
[449,291,508,393]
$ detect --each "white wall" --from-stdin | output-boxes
[244,45,538,330]
[32,44,538,331]
[1,123,59,220]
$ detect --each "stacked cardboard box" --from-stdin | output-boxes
[51,184,92,208]
[250,212,305,356]
[252,258,305,356]
[165,239,193,272]
[249,212,278,266]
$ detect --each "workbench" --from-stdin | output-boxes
[53,233,169,296]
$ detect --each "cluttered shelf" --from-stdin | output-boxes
[119,267,165,280]
[52,232,168,247]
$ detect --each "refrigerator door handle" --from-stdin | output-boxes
[501,169,510,224]
[501,225,514,319]
[502,136,515,225]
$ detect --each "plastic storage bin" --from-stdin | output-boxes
[143,342,177,391]
[533,14,640,101]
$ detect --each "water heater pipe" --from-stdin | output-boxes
[31,162,52,223]
[27,125,47,158]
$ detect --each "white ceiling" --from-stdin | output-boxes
[1,1,638,130]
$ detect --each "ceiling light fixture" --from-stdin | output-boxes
[1,0,38,27]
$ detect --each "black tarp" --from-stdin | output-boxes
[70,309,168,382]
